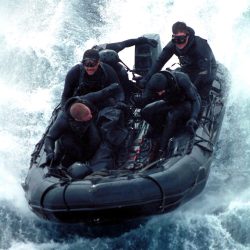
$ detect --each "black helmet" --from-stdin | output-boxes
[99,49,120,66]
[148,73,168,92]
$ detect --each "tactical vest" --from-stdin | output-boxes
[74,63,108,96]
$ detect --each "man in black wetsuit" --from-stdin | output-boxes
[45,83,123,170]
[61,49,124,105]
[139,70,201,156]
[92,37,158,102]
[140,22,217,100]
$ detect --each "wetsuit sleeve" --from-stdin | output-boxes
[177,73,201,120]
[61,65,81,105]
[143,41,175,82]
[44,112,68,153]
[82,83,121,104]
[131,85,157,108]
[193,39,216,84]
[105,37,157,53]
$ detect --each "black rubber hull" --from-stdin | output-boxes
[24,144,211,224]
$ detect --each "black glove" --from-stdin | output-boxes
[46,152,55,164]
[114,101,128,111]
[146,38,158,47]
[137,37,158,47]
[186,118,198,135]
[138,78,148,88]
[132,94,146,108]
[138,72,152,88]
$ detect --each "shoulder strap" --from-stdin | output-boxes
[78,63,85,85]
[99,63,109,87]
[72,63,86,97]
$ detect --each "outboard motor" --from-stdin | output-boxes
[134,34,162,76]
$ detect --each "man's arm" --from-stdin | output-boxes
[61,65,80,105]
[141,41,175,85]
[194,38,216,84]
[94,37,158,53]
[176,72,201,120]
[82,83,122,104]
[44,113,68,155]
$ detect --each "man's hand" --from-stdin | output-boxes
[146,38,158,47]
[132,94,146,108]
[114,101,128,110]
[46,152,55,164]
[138,78,148,88]
[186,118,198,135]
[102,83,120,96]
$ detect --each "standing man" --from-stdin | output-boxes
[140,21,217,100]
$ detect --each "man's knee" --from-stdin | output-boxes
[141,101,166,121]
[141,105,152,121]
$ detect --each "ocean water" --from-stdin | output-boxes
[0,0,250,249]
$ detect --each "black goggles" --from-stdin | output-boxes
[172,35,188,44]
[82,59,99,67]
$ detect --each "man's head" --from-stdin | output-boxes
[82,49,100,75]
[70,103,93,122]
[171,21,189,49]
[99,49,120,67]
[148,73,168,96]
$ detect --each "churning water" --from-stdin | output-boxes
[0,0,250,249]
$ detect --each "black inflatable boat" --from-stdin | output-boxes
[22,35,230,224]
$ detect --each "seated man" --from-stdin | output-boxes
[45,83,123,171]
[61,49,124,105]
[93,37,158,103]
[139,70,201,157]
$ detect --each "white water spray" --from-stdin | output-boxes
[0,0,250,249]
